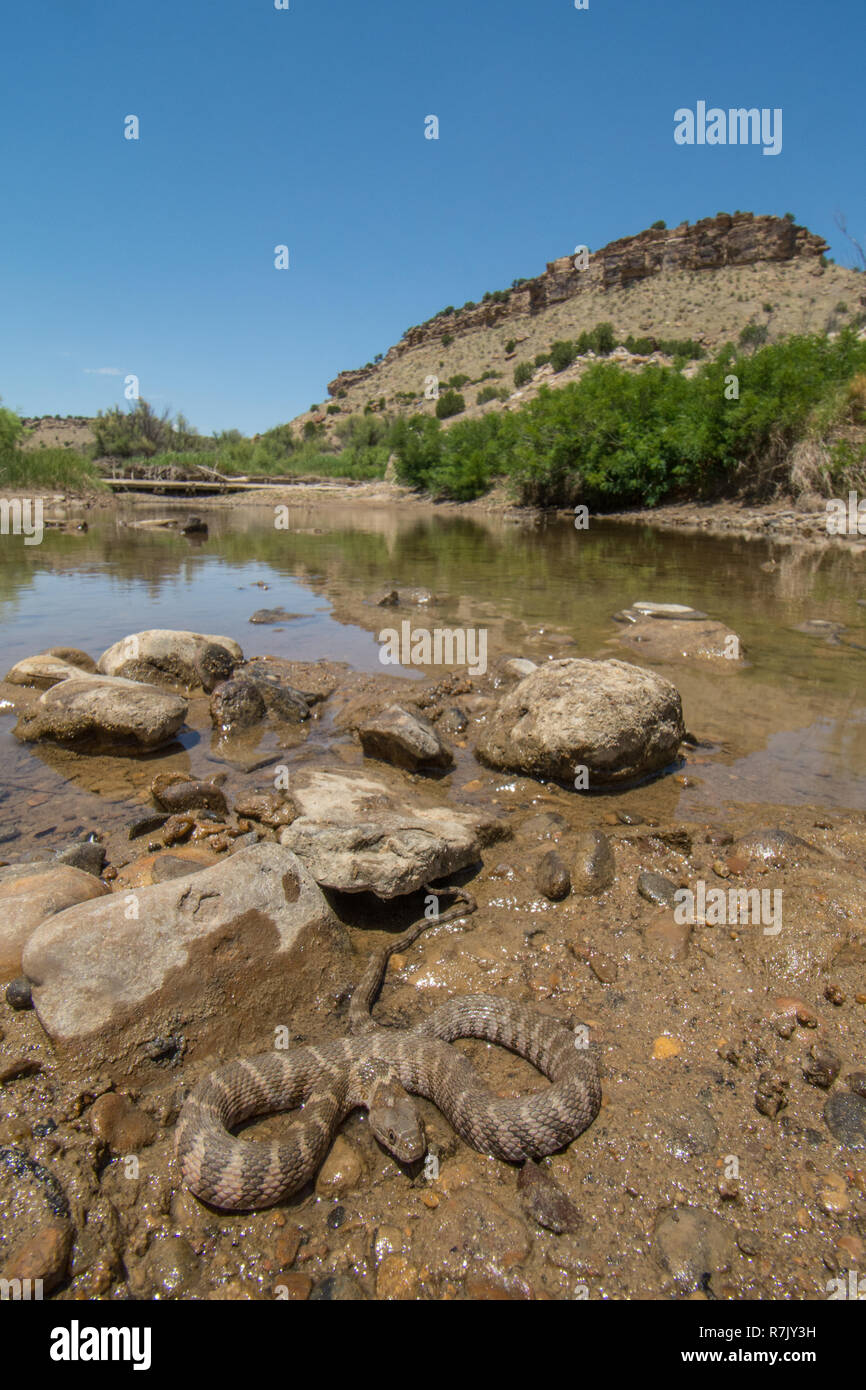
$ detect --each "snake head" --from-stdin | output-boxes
[369,1087,426,1164]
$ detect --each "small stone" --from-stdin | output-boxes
[638,870,678,907]
[0,1220,72,1293]
[803,1045,841,1090]
[755,1070,789,1118]
[534,850,571,902]
[272,1226,302,1268]
[653,1036,682,1060]
[770,996,818,1028]
[572,831,615,895]
[824,1092,866,1149]
[588,952,617,983]
[817,1172,849,1216]
[143,1235,200,1297]
[5,977,33,1011]
[89,1093,158,1153]
[327,1204,346,1230]
[824,984,846,1006]
[0,1055,42,1084]
[315,1135,364,1196]
[653,1207,735,1293]
[846,1072,866,1100]
[376,1255,420,1300]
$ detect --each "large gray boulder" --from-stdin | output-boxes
[476,658,684,786]
[13,675,188,752]
[22,843,349,1077]
[98,629,243,692]
[280,771,496,897]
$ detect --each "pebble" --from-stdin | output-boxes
[846,1072,866,1100]
[769,996,818,1029]
[824,984,846,1006]
[638,870,679,907]
[272,1226,302,1268]
[663,1103,719,1160]
[572,831,615,895]
[315,1136,364,1196]
[803,1045,841,1090]
[755,1070,789,1118]
[5,977,33,1011]
[372,1224,405,1264]
[588,951,617,983]
[142,1235,201,1297]
[0,1055,42,1084]
[89,1093,158,1153]
[517,1160,582,1234]
[0,1219,72,1293]
[534,850,571,902]
[816,1172,849,1216]
[376,1255,420,1300]
[824,1092,866,1149]
[653,1036,682,1060]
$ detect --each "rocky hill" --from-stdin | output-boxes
[299,213,864,438]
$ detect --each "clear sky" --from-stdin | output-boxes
[1,0,863,435]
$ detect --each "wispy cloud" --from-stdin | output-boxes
[83,366,124,376]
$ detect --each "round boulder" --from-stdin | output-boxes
[475,658,684,786]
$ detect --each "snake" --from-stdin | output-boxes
[175,887,601,1209]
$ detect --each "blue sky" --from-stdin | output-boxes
[1,0,863,435]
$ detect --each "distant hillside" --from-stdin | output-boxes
[293,213,864,442]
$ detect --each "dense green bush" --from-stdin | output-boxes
[550,340,577,372]
[513,362,534,387]
[435,389,465,420]
[390,330,866,507]
[476,385,509,405]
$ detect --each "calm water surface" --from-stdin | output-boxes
[2,499,865,817]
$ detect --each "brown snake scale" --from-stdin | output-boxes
[175,889,601,1209]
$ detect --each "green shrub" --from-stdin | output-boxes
[448,373,470,389]
[534,353,551,367]
[550,340,577,372]
[442,334,454,347]
[476,385,509,405]
[739,323,769,351]
[651,219,667,230]
[505,339,517,354]
[513,362,534,388]
[435,389,465,420]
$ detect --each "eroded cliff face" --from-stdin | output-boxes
[327,214,828,397]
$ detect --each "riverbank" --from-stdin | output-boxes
[5,479,866,549]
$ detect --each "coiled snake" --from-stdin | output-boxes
[175,888,600,1209]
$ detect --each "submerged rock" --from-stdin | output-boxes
[4,652,96,690]
[13,676,187,753]
[476,658,684,786]
[210,667,310,733]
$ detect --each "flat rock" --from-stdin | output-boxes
[4,653,95,690]
[358,705,453,771]
[22,843,350,1076]
[98,629,242,692]
[476,658,684,786]
[13,676,187,752]
[0,866,109,981]
[279,771,496,898]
